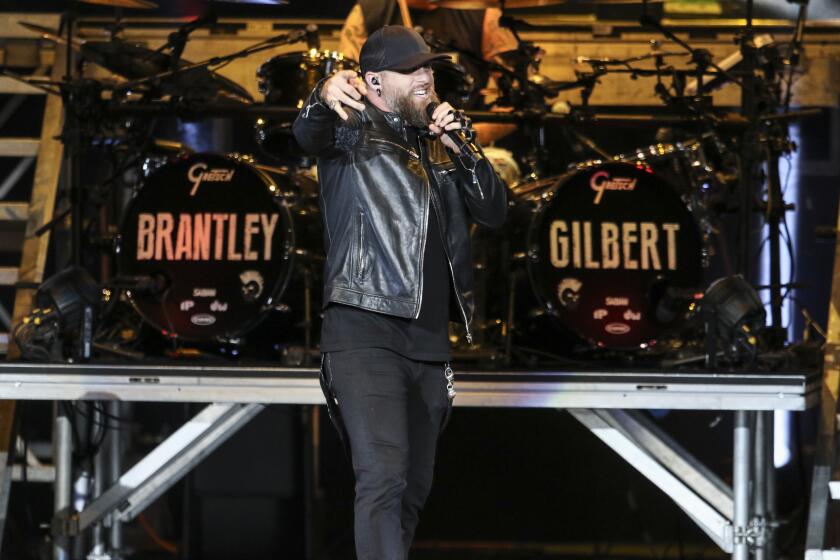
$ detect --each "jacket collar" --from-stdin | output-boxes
[365,102,414,146]
[364,102,449,164]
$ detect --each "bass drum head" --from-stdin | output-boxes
[526,162,703,349]
[118,153,295,342]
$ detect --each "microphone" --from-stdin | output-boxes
[425,101,483,163]
[305,23,320,51]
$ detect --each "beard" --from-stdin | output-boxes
[385,87,440,128]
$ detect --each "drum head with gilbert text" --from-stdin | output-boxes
[118,153,294,342]
[527,162,703,349]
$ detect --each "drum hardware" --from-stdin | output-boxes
[420,27,569,103]
[138,13,219,70]
[18,21,255,105]
[255,49,358,162]
[680,3,799,356]
[423,19,586,178]
[111,28,307,99]
[138,139,194,177]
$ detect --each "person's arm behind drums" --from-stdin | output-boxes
[340,3,367,63]
[474,8,520,146]
[481,8,518,61]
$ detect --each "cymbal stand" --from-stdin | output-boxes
[114,29,307,95]
[496,4,553,178]
[62,3,84,271]
[142,13,218,70]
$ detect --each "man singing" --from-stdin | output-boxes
[292,25,506,559]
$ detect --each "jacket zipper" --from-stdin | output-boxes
[357,210,365,279]
[368,136,419,159]
[430,188,473,345]
[457,154,484,200]
[414,172,429,320]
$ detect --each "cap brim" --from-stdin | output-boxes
[385,52,451,73]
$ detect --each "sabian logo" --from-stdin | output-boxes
[590,171,637,204]
[188,163,235,196]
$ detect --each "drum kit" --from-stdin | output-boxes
[8,0,808,366]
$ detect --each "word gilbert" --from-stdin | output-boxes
[549,220,681,271]
[135,212,280,261]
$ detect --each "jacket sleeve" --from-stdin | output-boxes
[450,149,507,229]
[292,80,341,158]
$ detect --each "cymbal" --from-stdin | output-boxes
[80,41,253,103]
[18,21,84,48]
[438,0,662,8]
[19,22,252,105]
[78,0,158,8]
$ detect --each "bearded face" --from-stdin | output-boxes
[380,67,439,128]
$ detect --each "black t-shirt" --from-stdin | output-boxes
[319,125,452,361]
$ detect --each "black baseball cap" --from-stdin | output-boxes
[359,25,450,76]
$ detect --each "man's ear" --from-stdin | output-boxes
[364,72,381,88]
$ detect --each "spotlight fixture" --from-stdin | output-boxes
[35,267,102,359]
[703,275,766,362]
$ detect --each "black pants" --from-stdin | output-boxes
[321,348,451,560]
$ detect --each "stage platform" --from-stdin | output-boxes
[0,362,820,410]
[0,361,820,560]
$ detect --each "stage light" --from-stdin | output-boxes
[703,275,766,359]
[36,267,102,335]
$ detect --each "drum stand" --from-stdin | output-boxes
[647,3,804,559]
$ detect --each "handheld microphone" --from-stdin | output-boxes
[424,102,483,163]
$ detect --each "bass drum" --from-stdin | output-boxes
[510,162,704,350]
[118,153,319,343]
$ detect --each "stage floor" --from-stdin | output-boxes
[0,362,819,411]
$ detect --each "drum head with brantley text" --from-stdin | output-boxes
[118,153,295,342]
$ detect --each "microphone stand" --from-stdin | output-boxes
[783,0,808,113]
[638,9,743,90]
[141,13,218,70]
[114,29,306,94]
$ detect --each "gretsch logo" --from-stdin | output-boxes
[187,163,235,196]
[590,171,637,205]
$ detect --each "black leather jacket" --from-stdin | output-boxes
[292,85,506,343]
